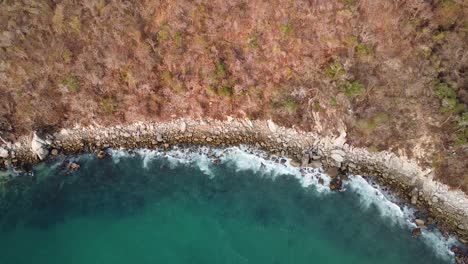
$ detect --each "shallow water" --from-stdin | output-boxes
[0,147,455,263]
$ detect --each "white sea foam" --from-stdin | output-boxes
[107,146,457,260]
[346,175,456,260]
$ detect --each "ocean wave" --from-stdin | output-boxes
[107,146,456,261]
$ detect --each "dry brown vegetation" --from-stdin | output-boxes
[0,0,467,190]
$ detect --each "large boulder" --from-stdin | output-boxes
[301,153,310,167]
[267,119,277,133]
[31,132,49,160]
[329,177,343,191]
[180,121,187,133]
[0,147,8,158]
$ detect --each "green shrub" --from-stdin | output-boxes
[342,81,365,98]
[280,23,293,37]
[61,76,80,93]
[435,82,456,99]
[357,112,391,132]
[330,97,338,106]
[435,82,465,113]
[356,43,373,57]
[157,25,170,43]
[175,31,183,47]
[432,31,447,44]
[325,60,344,79]
[247,34,259,49]
[217,86,233,97]
[284,98,299,114]
[215,60,227,79]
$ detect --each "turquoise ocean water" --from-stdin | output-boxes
[0,147,456,263]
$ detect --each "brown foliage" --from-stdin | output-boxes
[0,0,467,191]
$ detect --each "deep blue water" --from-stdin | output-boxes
[0,147,454,263]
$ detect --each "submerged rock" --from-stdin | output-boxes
[67,162,80,174]
[329,177,343,191]
[96,151,108,159]
[412,228,422,238]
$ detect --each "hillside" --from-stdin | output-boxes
[0,0,467,190]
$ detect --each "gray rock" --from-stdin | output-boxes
[301,154,310,167]
[330,153,344,163]
[31,132,49,160]
[180,121,187,133]
[458,224,465,230]
[331,149,346,157]
[290,160,300,167]
[51,149,59,156]
[0,147,8,158]
[412,228,422,238]
[432,196,439,203]
[411,188,419,205]
[415,219,425,227]
[309,161,322,168]
[267,119,277,133]
[156,134,163,142]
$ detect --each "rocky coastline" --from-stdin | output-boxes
[0,118,467,260]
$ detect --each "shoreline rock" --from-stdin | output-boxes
[0,118,467,245]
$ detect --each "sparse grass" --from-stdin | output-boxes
[357,112,391,132]
[62,49,72,64]
[432,31,447,44]
[247,34,259,49]
[157,25,171,43]
[355,43,373,58]
[175,31,183,47]
[69,16,81,33]
[312,100,323,112]
[120,69,137,88]
[344,36,358,46]
[343,0,356,7]
[161,70,186,93]
[330,97,337,106]
[101,98,117,114]
[284,98,299,114]
[61,76,80,93]
[280,23,293,37]
[217,86,233,97]
[436,0,462,29]
[215,60,227,79]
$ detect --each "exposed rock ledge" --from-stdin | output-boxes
[0,118,467,243]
